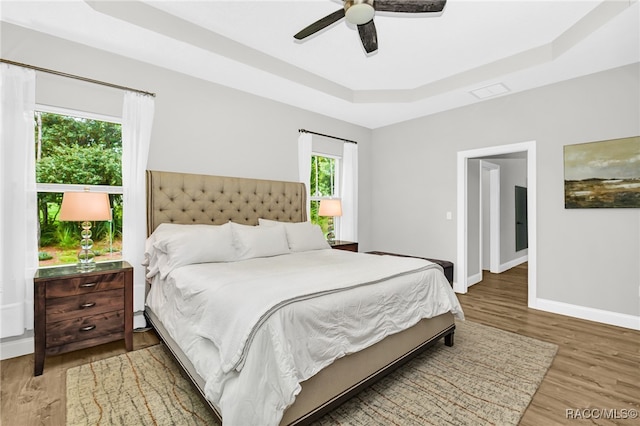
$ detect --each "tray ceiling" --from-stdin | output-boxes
[1,0,638,128]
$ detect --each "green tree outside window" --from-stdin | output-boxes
[35,111,123,266]
[310,154,338,235]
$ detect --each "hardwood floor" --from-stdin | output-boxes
[1,263,638,425]
[0,330,159,425]
[457,263,640,426]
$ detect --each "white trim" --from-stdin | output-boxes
[36,183,123,194]
[34,105,124,194]
[35,104,121,124]
[498,254,529,273]
[478,163,484,280]
[311,152,342,161]
[480,160,501,274]
[489,167,500,273]
[0,303,27,338]
[466,255,528,290]
[134,311,146,329]
[310,153,342,199]
[467,272,483,287]
[456,141,537,311]
[527,144,537,308]
[0,337,34,360]
[455,154,468,293]
[533,298,640,331]
[310,153,342,235]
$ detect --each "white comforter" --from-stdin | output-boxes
[146,249,464,426]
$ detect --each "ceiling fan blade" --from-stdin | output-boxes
[294,9,346,40]
[374,0,447,13]
[357,20,378,54]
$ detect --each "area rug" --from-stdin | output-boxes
[66,321,557,426]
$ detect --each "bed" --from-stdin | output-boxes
[144,170,464,426]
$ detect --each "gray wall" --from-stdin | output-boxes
[1,23,374,250]
[2,23,638,321]
[494,158,528,264]
[476,157,529,272]
[371,63,640,317]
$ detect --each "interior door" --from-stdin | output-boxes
[515,185,528,251]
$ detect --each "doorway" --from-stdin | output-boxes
[481,160,500,277]
[456,141,537,309]
[468,160,500,287]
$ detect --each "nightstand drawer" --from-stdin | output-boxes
[45,272,124,298]
[45,288,125,323]
[46,310,125,347]
[34,261,133,375]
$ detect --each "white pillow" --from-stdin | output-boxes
[230,222,290,260]
[258,218,330,252]
[144,223,197,278]
[150,223,236,278]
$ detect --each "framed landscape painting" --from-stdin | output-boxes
[564,136,640,208]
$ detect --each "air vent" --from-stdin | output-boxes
[470,83,510,99]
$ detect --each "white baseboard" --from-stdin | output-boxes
[467,272,483,287]
[0,336,34,360]
[134,311,147,329]
[461,258,527,292]
[533,298,640,331]
[1,302,27,337]
[498,255,528,273]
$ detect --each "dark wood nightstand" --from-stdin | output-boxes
[367,251,454,286]
[330,240,358,252]
[33,261,133,376]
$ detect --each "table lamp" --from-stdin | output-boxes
[59,190,112,270]
[318,198,342,244]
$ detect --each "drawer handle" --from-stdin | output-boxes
[80,282,98,288]
[79,302,96,309]
[79,325,96,332]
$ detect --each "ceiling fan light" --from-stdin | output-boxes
[345,2,375,25]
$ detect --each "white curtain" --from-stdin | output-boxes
[121,91,155,329]
[340,142,358,242]
[298,132,312,221]
[0,64,38,338]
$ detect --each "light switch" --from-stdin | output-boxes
[446,211,452,220]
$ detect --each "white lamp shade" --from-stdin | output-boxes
[319,199,343,217]
[59,192,112,221]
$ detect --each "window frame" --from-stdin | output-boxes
[309,152,341,201]
[35,105,124,266]
[34,104,123,196]
[309,152,342,236]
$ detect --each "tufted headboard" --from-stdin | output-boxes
[146,170,307,235]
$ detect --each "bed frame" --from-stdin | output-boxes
[145,170,455,425]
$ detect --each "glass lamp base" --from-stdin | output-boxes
[326,217,336,244]
[76,261,96,272]
[77,221,96,271]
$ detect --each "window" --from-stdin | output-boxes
[34,107,123,267]
[310,153,340,235]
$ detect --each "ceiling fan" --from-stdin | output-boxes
[294,0,447,54]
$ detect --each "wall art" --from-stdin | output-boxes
[564,136,640,208]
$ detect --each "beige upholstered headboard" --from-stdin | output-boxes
[146,170,307,235]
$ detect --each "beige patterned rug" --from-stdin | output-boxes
[66,321,557,426]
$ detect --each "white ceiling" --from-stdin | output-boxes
[2,0,639,128]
